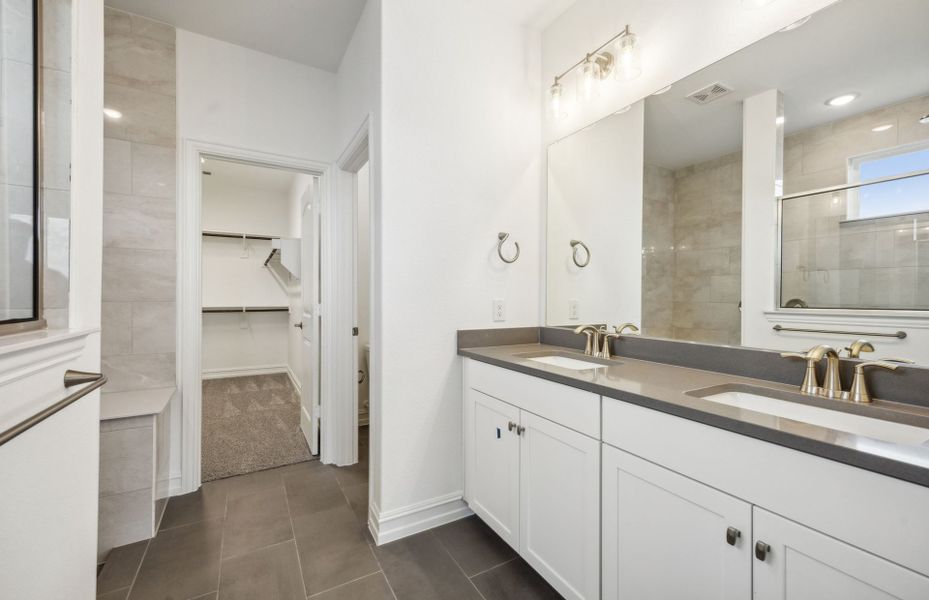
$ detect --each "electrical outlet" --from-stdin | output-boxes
[568,299,580,320]
[492,298,506,322]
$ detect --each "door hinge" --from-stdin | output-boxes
[352,327,359,336]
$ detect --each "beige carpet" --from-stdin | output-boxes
[201,373,312,482]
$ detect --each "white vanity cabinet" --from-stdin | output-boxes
[463,359,600,600]
[752,508,929,600]
[601,446,751,600]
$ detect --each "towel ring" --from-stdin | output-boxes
[497,232,520,264]
[570,240,590,268]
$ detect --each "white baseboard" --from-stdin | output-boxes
[201,364,288,380]
[286,365,301,392]
[167,475,185,496]
[369,492,473,545]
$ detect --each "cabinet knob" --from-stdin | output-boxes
[516,425,525,435]
[507,421,517,432]
[725,526,741,546]
[754,541,771,562]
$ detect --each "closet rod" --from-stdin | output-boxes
[202,306,289,314]
[202,230,275,241]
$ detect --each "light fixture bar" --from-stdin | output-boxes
[552,25,635,84]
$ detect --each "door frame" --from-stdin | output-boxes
[328,116,372,467]
[177,138,330,493]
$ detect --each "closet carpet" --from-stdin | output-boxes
[201,373,312,481]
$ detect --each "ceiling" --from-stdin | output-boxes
[201,158,300,196]
[104,0,367,72]
[644,0,929,170]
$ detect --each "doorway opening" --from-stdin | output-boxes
[198,156,321,481]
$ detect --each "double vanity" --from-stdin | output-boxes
[458,327,929,600]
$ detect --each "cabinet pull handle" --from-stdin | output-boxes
[726,527,741,546]
[754,541,771,561]
[507,421,517,432]
[516,425,525,435]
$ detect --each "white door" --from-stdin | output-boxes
[753,507,929,600]
[602,445,751,600]
[465,389,521,549]
[300,177,321,455]
[519,411,600,600]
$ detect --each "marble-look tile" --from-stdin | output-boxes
[132,302,176,354]
[896,94,929,145]
[101,302,133,356]
[859,267,918,309]
[103,248,175,301]
[43,188,70,310]
[102,353,176,392]
[42,0,71,72]
[104,193,175,250]
[43,308,69,329]
[100,426,154,496]
[100,413,154,433]
[709,274,740,303]
[41,66,71,191]
[98,488,154,562]
[0,59,34,187]
[104,82,175,146]
[104,6,131,35]
[131,143,176,199]
[129,13,175,44]
[2,0,33,63]
[104,138,132,194]
[105,31,175,96]
[838,231,877,269]
[916,267,929,309]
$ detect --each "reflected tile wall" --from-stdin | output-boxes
[101,7,177,391]
[643,152,743,346]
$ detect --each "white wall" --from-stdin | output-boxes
[201,177,293,237]
[546,105,643,326]
[377,0,541,526]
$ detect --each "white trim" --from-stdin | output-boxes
[200,365,289,380]
[368,493,473,545]
[286,364,301,392]
[178,138,330,494]
[763,309,929,329]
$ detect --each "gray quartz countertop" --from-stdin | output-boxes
[459,343,929,487]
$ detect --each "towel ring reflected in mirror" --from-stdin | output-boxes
[570,240,590,268]
[497,232,520,264]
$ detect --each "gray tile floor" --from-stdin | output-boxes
[97,427,562,600]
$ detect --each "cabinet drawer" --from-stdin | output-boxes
[464,359,600,439]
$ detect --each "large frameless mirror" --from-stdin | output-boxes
[0,0,44,333]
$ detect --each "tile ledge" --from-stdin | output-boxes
[101,387,174,421]
[0,327,98,358]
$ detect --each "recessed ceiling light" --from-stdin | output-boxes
[775,115,785,126]
[780,15,811,31]
[871,124,893,132]
[825,93,858,107]
[919,114,929,125]
[652,85,672,95]
[742,0,777,8]
[103,107,122,119]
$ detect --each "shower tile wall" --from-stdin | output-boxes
[101,9,177,392]
[643,152,743,346]
[780,94,929,309]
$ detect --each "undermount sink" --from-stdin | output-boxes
[690,387,929,447]
[517,352,609,371]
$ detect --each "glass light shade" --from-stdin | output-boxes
[549,81,566,120]
[614,32,641,81]
[577,59,601,102]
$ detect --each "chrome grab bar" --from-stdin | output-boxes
[0,370,107,447]
[772,325,906,339]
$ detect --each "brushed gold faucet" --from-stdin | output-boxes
[845,339,875,359]
[573,325,601,356]
[781,345,842,398]
[848,358,914,403]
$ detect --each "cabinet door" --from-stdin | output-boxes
[465,389,521,549]
[753,507,929,600]
[519,411,600,600]
[602,445,751,600]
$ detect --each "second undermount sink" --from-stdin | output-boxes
[690,387,929,447]
[517,351,610,371]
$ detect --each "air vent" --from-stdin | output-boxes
[685,82,734,105]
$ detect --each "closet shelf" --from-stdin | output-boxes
[202,306,289,314]
[202,230,277,241]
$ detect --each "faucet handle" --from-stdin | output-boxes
[780,351,807,360]
[844,339,875,358]
[614,323,639,335]
[849,360,900,404]
[601,332,621,360]
[881,357,915,364]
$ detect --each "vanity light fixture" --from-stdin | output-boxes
[825,93,858,107]
[103,107,122,120]
[872,124,893,132]
[547,25,641,120]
